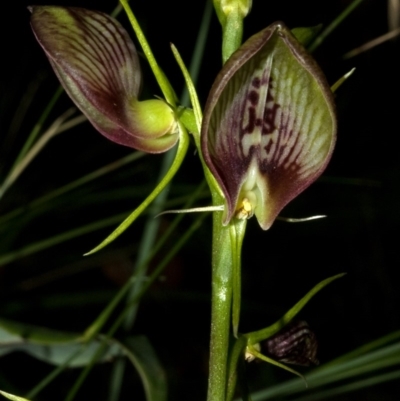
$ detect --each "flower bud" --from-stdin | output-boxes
[263,321,319,366]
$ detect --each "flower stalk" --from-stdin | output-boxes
[208,211,234,401]
[208,212,248,401]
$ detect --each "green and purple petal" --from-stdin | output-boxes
[201,22,336,229]
[30,6,178,153]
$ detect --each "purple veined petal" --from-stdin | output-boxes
[50,58,178,153]
[30,6,140,129]
[201,22,336,229]
[30,6,178,152]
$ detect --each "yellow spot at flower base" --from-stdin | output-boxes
[236,197,254,220]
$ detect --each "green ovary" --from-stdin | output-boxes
[131,98,177,139]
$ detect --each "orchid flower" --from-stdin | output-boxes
[201,22,336,230]
[30,6,179,153]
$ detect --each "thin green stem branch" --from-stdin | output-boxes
[25,346,85,400]
[11,86,63,170]
[230,219,247,338]
[308,0,365,53]
[122,147,177,331]
[120,0,177,106]
[84,123,189,255]
[0,108,75,199]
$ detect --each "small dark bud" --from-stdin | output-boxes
[263,321,319,366]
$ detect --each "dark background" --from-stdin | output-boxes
[1,0,400,400]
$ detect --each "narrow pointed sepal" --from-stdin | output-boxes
[201,22,336,229]
[30,6,178,153]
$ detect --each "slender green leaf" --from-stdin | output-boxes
[122,336,167,401]
[0,390,31,401]
[308,0,365,53]
[0,319,119,367]
[246,273,345,344]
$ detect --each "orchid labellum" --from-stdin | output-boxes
[30,6,178,153]
[201,22,336,229]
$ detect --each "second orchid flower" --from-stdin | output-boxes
[30,6,178,153]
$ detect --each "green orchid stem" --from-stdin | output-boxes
[221,9,244,64]
[207,211,234,401]
[207,212,247,401]
[206,2,249,389]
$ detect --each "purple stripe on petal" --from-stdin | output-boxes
[30,6,140,127]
